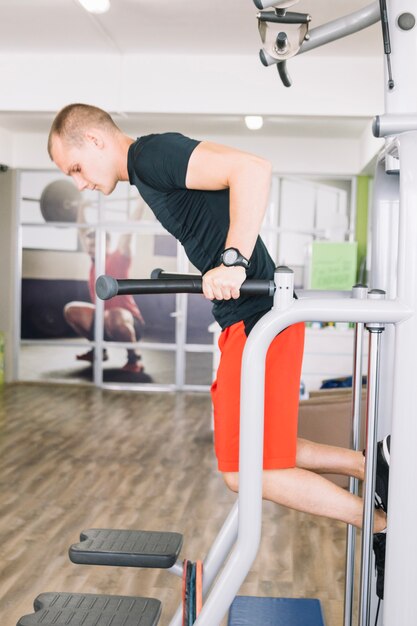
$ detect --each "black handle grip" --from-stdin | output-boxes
[96,275,203,299]
[277,60,292,87]
[96,273,275,300]
[258,11,311,25]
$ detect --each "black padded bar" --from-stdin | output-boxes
[69,528,183,569]
[96,274,275,300]
[17,592,161,626]
[257,11,311,24]
[97,276,204,299]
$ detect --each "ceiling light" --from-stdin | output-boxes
[244,115,264,130]
[77,0,111,14]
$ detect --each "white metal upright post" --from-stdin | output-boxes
[344,285,368,626]
[375,3,417,624]
[359,290,386,626]
[369,156,399,437]
[383,129,417,625]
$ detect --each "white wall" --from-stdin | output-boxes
[12,131,362,175]
[0,127,13,166]
[0,53,383,116]
[0,51,384,172]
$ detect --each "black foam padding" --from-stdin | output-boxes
[70,529,183,569]
[17,592,161,626]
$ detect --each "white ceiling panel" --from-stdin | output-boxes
[0,0,382,55]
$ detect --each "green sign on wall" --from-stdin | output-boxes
[310,241,358,291]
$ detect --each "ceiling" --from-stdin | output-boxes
[0,1,382,140]
[0,0,381,56]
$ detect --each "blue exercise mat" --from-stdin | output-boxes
[228,596,325,626]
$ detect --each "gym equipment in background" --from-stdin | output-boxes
[254,1,380,87]
[23,179,81,222]
[22,179,133,223]
[256,1,311,87]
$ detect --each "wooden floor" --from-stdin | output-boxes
[0,383,349,626]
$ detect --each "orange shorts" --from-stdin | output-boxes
[211,320,305,472]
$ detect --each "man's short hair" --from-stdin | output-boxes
[48,103,119,159]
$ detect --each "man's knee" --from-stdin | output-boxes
[222,471,239,493]
[64,302,80,324]
[105,308,135,338]
[64,302,94,333]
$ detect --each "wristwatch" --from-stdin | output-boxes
[220,247,250,269]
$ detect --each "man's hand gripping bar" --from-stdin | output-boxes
[96,270,275,300]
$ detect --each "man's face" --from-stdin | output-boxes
[51,133,118,196]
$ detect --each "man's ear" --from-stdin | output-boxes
[85,129,105,149]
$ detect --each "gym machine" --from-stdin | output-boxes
[14,262,410,626]
[16,1,417,625]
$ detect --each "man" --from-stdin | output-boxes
[64,205,145,373]
[48,103,389,598]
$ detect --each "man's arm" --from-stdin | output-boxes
[185,141,272,301]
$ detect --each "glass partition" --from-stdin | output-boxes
[17,170,355,390]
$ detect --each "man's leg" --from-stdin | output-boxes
[222,467,387,532]
[224,448,388,598]
[104,308,143,372]
[63,301,106,361]
[64,301,95,338]
[296,437,365,480]
[223,436,389,531]
[296,435,391,513]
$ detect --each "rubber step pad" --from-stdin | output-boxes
[17,592,161,626]
[228,596,325,626]
[70,528,183,569]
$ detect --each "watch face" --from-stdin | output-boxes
[223,248,239,265]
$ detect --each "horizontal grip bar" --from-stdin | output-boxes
[96,274,275,300]
[257,11,311,25]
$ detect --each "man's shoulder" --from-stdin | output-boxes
[130,133,194,172]
[129,132,200,191]
[135,132,192,150]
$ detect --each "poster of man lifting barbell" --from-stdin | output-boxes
[18,171,214,386]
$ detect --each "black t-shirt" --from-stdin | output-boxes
[127,132,274,331]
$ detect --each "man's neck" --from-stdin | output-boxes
[116,134,135,182]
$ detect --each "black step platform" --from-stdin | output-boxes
[70,529,183,569]
[17,592,161,626]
